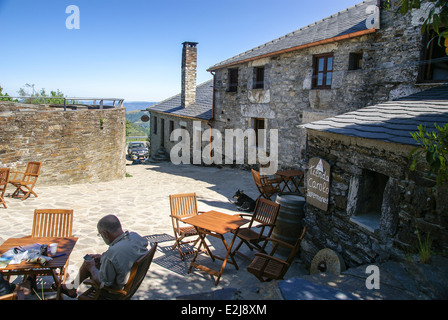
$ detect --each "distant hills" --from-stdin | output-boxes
[123,101,157,112]
[124,101,157,137]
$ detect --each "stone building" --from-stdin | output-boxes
[147,42,213,163]
[301,85,448,267]
[207,0,448,170]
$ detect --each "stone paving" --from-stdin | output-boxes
[0,161,307,300]
[1,160,447,301]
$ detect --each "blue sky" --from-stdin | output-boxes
[0,0,362,102]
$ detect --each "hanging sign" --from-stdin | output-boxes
[307,157,331,211]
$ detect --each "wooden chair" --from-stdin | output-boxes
[31,209,74,283]
[0,292,18,300]
[169,193,203,260]
[32,209,74,238]
[78,243,158,300]
[247,227,306,282]
[9,161,42,200]
[0,168,10,208]
[251,169,281,200]
[231,198,280,260]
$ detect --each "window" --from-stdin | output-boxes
[169,120,174,135]
[348,169,389,232]
[420,29,448,82]
[312,53,333,89]
[254,118,266,148]
[161,118,165,147]
[253,66,265,89]
[227,68,238,92]
[348,52,363,70]
[153,116,158,134]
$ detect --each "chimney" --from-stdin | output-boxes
[181,41,198,108]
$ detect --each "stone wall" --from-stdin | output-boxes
[210,1,439,170]
[0,101,126,186]
[301,129,448,267]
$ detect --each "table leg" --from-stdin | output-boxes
[282,177,293,192]
[50,269,63,300]
[188,229,213,274]
[291,175,305,194]
[214,230,240,285]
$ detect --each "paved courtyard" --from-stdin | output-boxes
[0,161,308,300]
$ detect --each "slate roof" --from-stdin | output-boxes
[146,80,213,121]
[208,0,378,71]
[303,85,448,146]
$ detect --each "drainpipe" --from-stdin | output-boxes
[207,70,216,163]
[208,70,216,121]
[206,120,213,162]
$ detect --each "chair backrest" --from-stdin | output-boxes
[251,169,262,187]
[0,168,10,194]
[169,193,199,218]
[251,198,280,227]
[121,242,158,299]
[24,162,42,181]
[32,209,74,237]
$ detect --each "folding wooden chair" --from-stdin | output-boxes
[78,243,158,300]
[169,193,203,260]
[31,209,74,283]
[0,168,10,208]
[247,227,306,282]
[9,161,42,200]
[231,198,280,260]
[251,169,281,200]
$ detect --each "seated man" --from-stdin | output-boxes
[59,214,148,298]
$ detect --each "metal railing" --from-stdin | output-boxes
[1,96,125,111]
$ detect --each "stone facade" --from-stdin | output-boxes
[0,101,126,186]
[209,1,442,170]
[301,129,448,267]
[150,111,210,163]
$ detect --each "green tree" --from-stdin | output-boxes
[410,123,448,185]
[0,86,19,102]
[18,83,65,104]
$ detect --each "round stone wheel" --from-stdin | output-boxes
[310,248,346,275]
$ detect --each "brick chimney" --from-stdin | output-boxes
[181,41,198,108]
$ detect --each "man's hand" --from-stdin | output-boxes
[84,258,96,273]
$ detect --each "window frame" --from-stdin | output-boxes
[254,118,266,148]
[227,68,239,92]
[348,52,363,71]
[312,53,334,89]
[169,120,174,135]
[153,116,158,134]
[253,66,265,90]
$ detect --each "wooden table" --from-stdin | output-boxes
[276,169,305,194]
[184,211,249,286]
[0,237,78,300]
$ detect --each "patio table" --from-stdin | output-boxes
[184,210,249,286]
[0,236,78,300]
[276,169,305,194]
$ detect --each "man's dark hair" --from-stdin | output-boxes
[97,214,122,233]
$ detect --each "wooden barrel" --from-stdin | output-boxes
[272,193,306,254]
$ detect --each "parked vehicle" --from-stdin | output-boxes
[127,141,149,158]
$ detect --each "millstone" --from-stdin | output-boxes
[310,248,346,275]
